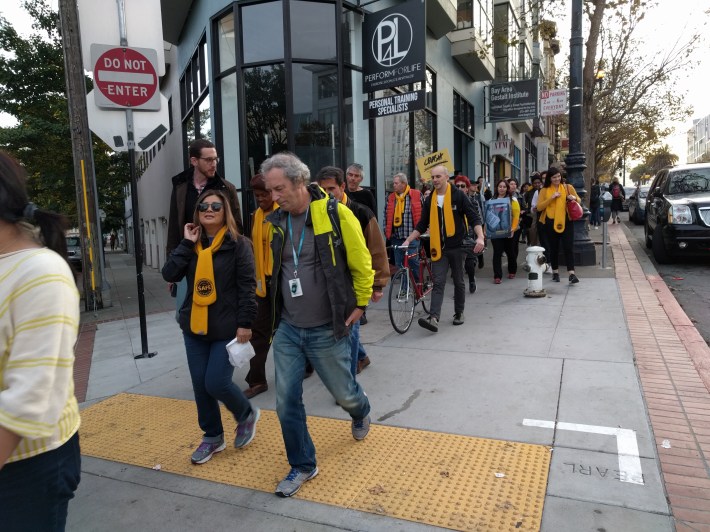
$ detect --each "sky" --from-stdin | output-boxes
[1,0,708,162]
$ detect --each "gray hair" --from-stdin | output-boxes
[346,163,364,176]
[393,172,407,184]
[260,152,310,186]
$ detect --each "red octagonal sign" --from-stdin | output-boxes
[93,46,159,109]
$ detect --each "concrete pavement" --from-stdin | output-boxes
[67,224,710,531]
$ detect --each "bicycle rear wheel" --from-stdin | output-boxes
[388,269,415,334]
[419,266,433,314]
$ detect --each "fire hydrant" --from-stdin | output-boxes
[523,246,548,298]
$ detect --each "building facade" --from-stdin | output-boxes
[128,0,557,269]
[687,114,710,163]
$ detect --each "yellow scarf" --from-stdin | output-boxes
[429,183,455,261]
[190,225,228,335]
[252,204,277,297]
[340,192,348,205]
[552,184,567,233]
[394,185,410,227]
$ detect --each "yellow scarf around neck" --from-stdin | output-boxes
[394,185,410,227]
[340,191,348,205]
[252,204,277,297]
[552,184,567,233]
[190,225,228,335]
[429,183,456,261]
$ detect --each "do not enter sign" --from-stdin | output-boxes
[91,44,160,111]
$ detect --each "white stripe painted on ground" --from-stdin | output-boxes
[523,418,644,485]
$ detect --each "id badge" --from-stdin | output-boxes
[288,278,303,297]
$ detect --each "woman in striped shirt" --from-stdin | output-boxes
[0,152,81,531]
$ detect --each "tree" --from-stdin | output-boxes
[0,0,128,231]
[579,0,701,197]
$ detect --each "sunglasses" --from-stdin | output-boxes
[456,184,468,189]
[198,202,223,212]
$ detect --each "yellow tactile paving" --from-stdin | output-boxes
[80,393,550,531]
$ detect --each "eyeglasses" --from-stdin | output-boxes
[199,157,220,164]
[456,184,467,189]
[198,202,223,212]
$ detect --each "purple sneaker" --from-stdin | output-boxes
[234,407,260,448]
[191,439,226,464]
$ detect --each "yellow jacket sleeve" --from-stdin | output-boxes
[338,204,375,306]
[511,198,521,232]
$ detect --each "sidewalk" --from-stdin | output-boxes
[67,228,710,531]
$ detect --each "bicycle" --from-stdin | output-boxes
[388,240,434,334]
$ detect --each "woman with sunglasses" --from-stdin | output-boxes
[162,189,259,465]
[536,168,580,283]
[490,179,520,284]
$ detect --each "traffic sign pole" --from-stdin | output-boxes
[117,0,155,359]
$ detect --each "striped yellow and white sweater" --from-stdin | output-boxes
[0,248,80,463]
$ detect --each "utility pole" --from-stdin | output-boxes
[59,0,109,311]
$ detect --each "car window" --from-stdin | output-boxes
[668,168,710,194]
[66,237,80,247]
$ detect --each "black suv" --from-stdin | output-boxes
[644,163,710,263]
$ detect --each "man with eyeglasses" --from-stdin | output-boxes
[167,139,243,311]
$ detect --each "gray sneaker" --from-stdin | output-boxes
[191,439,226,464]
[352,415,371,440]
[418,315,439,332]
[453,313,464,325]
[234,407,260,448]
[275,467,319,497]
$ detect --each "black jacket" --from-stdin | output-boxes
[416,185,482,249]
[162,234,257,341]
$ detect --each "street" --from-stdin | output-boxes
[623,214,710,347]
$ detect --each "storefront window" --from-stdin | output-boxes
[290,1,336,61]
[242,2,284,64]
[220,74,239,182]
[217,12,236,72]
[344,68,369,181]
[342,7,362,67]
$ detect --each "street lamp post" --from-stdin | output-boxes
[564,0,596,266]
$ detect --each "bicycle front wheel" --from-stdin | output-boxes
[388,269,415,334]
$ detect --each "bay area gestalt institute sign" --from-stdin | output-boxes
[488,79,539,122]
[362,1,425,93]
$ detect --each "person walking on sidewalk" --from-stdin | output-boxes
[384,172,423,281]
[262,152,373,498]
[166,139,243,313]
[0,152,81,531]
[316,166,389,376]
[244,174,276,399]
[401,165,485,332]
[453,175,479,293]
[490,179,521,284]
[609,177,625,224]
[536,168,580,284]
[162,189,259,465]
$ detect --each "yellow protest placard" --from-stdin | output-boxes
[416,149,454,182]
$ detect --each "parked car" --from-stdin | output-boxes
[644,163,710,264]
[66,235,82,271]
[628,185,651,224]
[621,186,636,211]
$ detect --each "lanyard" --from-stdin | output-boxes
[287,207,309,278]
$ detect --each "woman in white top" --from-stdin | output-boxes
[0,152,81,531]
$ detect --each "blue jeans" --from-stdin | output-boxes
[0,432,80,531]
[349,320,368,377]
[183,333,253,441]
[273,321,370,471]
[392,237,420,282]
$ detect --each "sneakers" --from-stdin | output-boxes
[275,467,319,498]
[352,415,371,440]
[552,273,560,282]
[453,313,464,325]
[617,216,621,223]
[508,273,515,279]
[357,356,371,374]
[494,278,502,284]
[469,280,477,294]
[569,273,580,284]
[234,407,260,448]
[418,315,439,332]
[191,439,226,464]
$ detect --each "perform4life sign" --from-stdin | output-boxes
[91,44,160,110]
[362,1,425,93]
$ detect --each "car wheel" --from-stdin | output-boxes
[644,222,652,249]
[652,225,672,264]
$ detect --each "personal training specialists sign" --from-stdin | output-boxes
[488,79,539,122]
[363,89,425,119]
[362,1,425,93]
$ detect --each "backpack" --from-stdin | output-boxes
[612,185,620,199]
